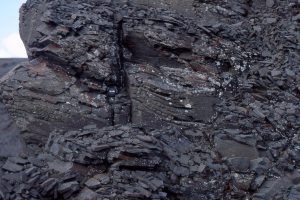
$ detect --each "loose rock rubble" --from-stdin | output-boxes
[0,0,299,199]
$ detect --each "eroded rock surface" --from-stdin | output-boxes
[2,0,252,142]
[0,59,27,157]
[0,0,299,199]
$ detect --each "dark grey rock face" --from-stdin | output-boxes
[0,103,26,157]
[0,58,27,77]
[0,59,27,157]
[1,59,113,144]
[45,125,224,199]
[5,0,252,143]
[0,0,299,199]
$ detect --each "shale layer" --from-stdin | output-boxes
[0,0,299,199]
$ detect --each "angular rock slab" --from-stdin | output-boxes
[215,137,259,159]
[20,0,121,84]
[127,64,219,128]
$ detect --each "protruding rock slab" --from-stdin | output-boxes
[215,138,259,159]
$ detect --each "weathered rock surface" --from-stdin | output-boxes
[0,0,299,199]
[1,59,113,144]
[0,58,27,77]
[0,59,27,157]
[2,0,253,142]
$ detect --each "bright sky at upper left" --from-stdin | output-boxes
[0,0,28,58]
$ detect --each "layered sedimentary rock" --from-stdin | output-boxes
[0,0,300,199]
[121,11,248,127]
[1,59,114,143]
[0,59,27,157]
[2,0,249,142]
[45,125,223,199]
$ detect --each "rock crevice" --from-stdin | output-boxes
[0,0,299,199]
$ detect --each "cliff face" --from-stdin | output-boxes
[0,59,27,158]
[6,0,248,143]
[0,0,299,199]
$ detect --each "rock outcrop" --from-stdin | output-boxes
[0,0,299,199]
[0,59,27,158]
[2,0,253,143]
